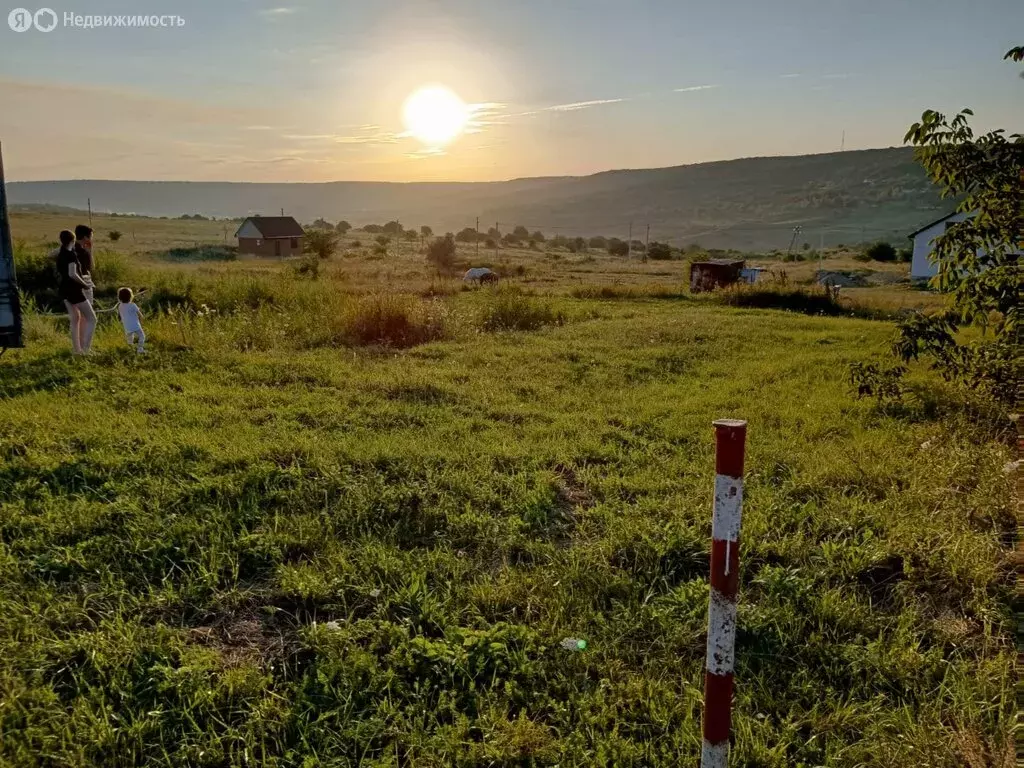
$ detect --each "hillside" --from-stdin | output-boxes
[8,147,947,250]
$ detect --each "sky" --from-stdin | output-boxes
[0,0,1021,182]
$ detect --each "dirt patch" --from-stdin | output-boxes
[553,463,596,514]
[187,611,289,669]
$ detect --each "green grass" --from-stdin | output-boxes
[0,251,1016,767]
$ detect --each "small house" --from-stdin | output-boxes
[235,216,305,257]
[907,210,1024,282]
[690,259,745,293]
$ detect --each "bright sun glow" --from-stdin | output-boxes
[402,86,468,147]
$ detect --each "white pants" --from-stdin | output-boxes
[125,328,145,352]
[83,286,94,305]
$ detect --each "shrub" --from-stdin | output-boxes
[456,227,479,243]
[479,289,565,332]
[108,230,123,242]
[484,238,497,249]
[304,229,339,260]
[344,294,451,348]
[530,230,545,243]
[607,238,629,257]
[588,236,608,250]
[162,245,237,261]
[717,282,843,315]
[865,241,897,262]
[295,253,321,279]
[336,220,352,234]
[375,235,390,248]
[647,242,672,260]
[426,233,457,272]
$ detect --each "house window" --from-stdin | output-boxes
[290,238,298,249]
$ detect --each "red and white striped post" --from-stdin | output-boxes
[701,418,747,768]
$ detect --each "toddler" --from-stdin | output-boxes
[117,287,146,353]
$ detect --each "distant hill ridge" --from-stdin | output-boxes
[8,147,947,249]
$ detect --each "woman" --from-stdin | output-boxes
[56,229,96,355]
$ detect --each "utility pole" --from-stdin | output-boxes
[627,222,633,259]
[819,230,825,282]
[494,221,499,260]
[787,225,802,256]
[475,216,479,259]
[280,208,284,217]
[644,223,650,263]
[87,197,92,226]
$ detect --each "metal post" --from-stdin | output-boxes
[87,197,92,225]
[702,419,747,768]
[627,221,633,259]
[0,141,23,351]
[645,223,650,263]
[475,216,480,259]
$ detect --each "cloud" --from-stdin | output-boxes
[259,7,295,17]
[673,84,719,93]
[244,125,276,131]
[405,147,446,159]
[780,73,801,79]
[544,98,626,112]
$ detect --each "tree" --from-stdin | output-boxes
[865,241,897,262]
[569,237,587,253]
[607,238,629,257]
[487,227,500,240]
[375,234,390,247]
[364,224,384,234]
[426,233,457,271]
[383,220,403,235]
[420,225,433,238]
[403,229,419,241]
[336,220,352,234]
[311,218,332,230]
[108,231,123,242]
[648,241,673,260]
[864,45,1022,405]
[588,235,608,250]
[304,229,339,260]
[530,230,545,243]
[512,225,529,240]
[455,227,478,243]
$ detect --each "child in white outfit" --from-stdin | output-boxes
[117,287,146,353]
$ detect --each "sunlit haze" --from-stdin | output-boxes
[0,0,1021,182]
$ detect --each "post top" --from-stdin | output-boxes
[713,419,747,429]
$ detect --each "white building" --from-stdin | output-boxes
[908,211,969,282]
[908,210,1022,282]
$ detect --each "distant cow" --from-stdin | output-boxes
[464,267,499,284]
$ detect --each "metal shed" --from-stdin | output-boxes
[689,259,746,293]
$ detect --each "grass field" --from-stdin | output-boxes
[0,214,1014,766]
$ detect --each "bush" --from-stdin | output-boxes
[717,282,843,315]
[108,230,123,242]
[374,235,390,248]
[865,241,897,262]
[647,242,672,260]
[588,236,608,250]
[426,233,457,271]
[344,294,451,348]
[607,238,629,257]
[479,289,565,332]
[162,245,237,261]
[336,220,352,234]
[304,229,339,260]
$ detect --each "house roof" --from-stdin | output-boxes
[907,211,959,239]
[236,216,305,239]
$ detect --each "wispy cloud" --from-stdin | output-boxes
[259,7,295,17]
[780,73,801,79]
[244,125,276,131]
[405,147,446,159]
[544,98,626,112]
[279,126,401,146]
[673,84,719,93]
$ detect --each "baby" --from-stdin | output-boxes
[117,288,146,353]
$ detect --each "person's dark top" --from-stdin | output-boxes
[56,247,86,304]
[74,242,92,278]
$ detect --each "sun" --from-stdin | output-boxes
[402,85,468,147]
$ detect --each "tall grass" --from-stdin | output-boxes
[718,281,844,315]
[479,288,565,331]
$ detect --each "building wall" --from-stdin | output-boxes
[911,212,970,281]
[238,236,304,257]
[911,211,1022,282]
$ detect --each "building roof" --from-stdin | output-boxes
[696,259,745,267]
[236,216,305,239]
[907,211,960,239]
